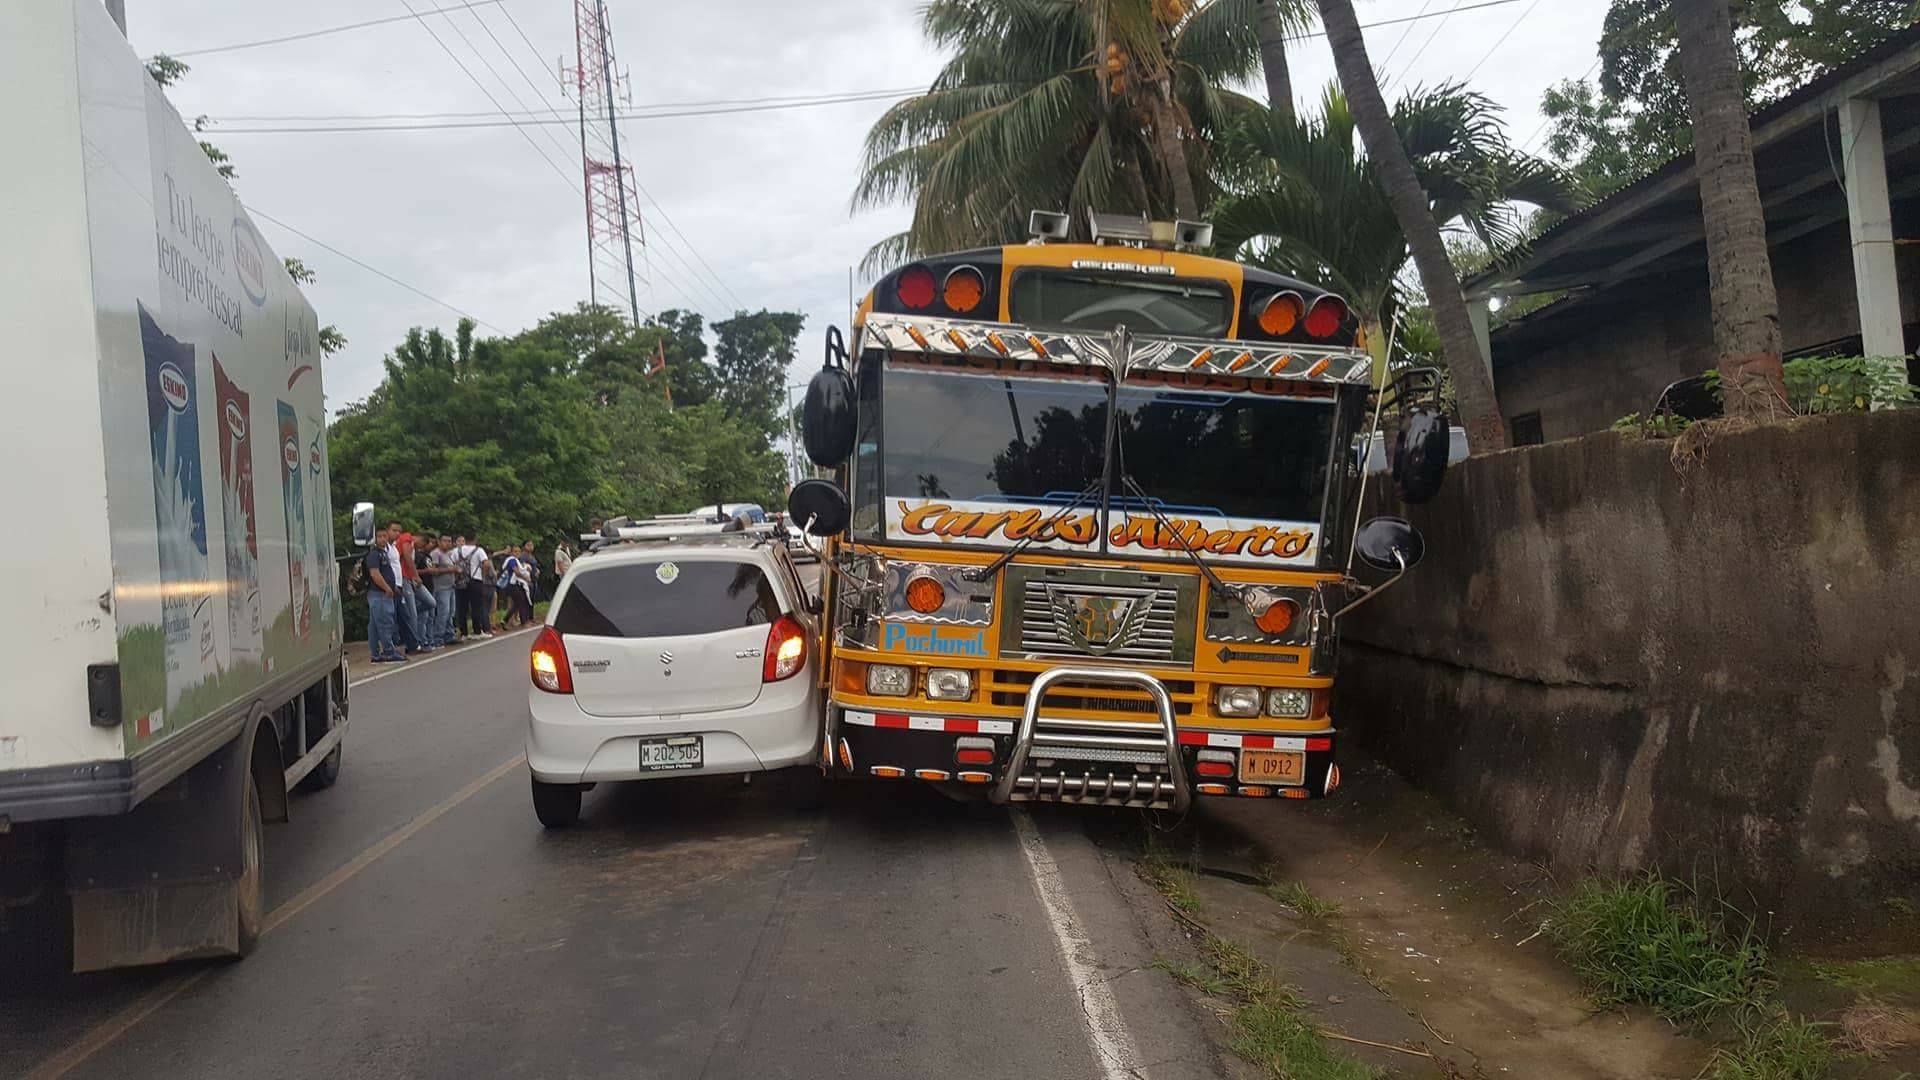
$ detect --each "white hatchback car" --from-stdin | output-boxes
[525,532,821,827]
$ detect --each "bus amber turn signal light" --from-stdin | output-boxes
[1254,597,1299,635]
[905,573,946,613]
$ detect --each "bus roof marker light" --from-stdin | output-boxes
[945,328,970,353]
[987,332,1011,357]
[1228,351,1254,372]
[1025,334,1049,359]
[1305,358,1331,378]
[1187,347,1214,369]
[905,325,931,351]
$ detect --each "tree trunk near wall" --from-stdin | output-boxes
[1316,0,1508,451]
[1673,0,1788,418]
[1256,0,1294,118]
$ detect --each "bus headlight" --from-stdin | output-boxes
[867,664,912,696]
[1214,685,1261,718]
[925,668,974,701]
[1266,688,1312,718]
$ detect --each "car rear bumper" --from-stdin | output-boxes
[526,687,818,783]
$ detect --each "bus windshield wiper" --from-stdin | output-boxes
[961,475,1106,583]
[1112,438,1243,602]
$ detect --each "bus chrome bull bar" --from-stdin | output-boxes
[991,667,1190,813]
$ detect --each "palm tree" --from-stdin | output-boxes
[1212,85,1582,369]
[1254,0,1300,117]
[1673,0,1787,418]
[854,0,1305,272]
[1314,0,1509,452]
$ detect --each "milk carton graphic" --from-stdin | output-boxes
[140,304,214,711]
[305,416,336,625]
[213,357,261,666]
[277,401,311,642]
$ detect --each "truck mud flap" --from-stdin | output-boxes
[63,722,257,971]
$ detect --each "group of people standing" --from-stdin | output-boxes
[361,520,576,665]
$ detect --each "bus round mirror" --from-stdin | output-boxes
[1354,516,1424,573]
[787,479,850,538]
[802,366,856,467]
[1390,408,1451,505]
[350,502,376,549]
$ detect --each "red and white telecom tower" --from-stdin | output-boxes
[564,0,643,322]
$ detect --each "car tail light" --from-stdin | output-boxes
[764,615,806,682]
[530,626,572,694]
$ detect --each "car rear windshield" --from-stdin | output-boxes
[553,560,780,638]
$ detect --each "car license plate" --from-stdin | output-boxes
[1239,749,1305,785]
[639,735,702,772]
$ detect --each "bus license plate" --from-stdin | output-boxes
[1239,749,1304,785]
[640,736,702,772]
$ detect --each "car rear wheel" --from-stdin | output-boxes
[530,777,581,828]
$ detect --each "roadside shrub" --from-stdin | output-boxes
[1546,874,1772,1027]
[1705,1009,1832,1080]
[1612,355,1913,436]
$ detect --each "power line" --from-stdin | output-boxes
[1378,0,1436,73]
[205,88,930,133]
[154,0,505,59]
[424,0,583,174]
[1463,0,1543,82]
[1393,0,1466,85]
[247,205,506,334]
[207,86,930,125]
[393,0,575,188]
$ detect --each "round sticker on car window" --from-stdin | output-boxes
[655,561,679,585]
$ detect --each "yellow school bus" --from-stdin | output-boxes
[787,212,1446,811]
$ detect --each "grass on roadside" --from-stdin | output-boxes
[1268,880,1344,920]
[1137,858,1382,1080]
[1546,873,1773,1028]
[1704,1010,1833,1080]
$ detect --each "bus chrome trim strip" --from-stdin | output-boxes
[863,313,1371,385]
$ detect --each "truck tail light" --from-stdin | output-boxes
[764,615,806,682]
[530,627,572,694]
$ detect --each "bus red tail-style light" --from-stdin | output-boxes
[530,626,572,694]
[897,264,937,310]
[764,615,807,682]
[1195,749,1235,778]
[955,736,996,766]
[1304,295,1347,338]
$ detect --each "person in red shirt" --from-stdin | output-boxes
[389,523,436,654]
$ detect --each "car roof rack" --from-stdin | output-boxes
[582,514,780,552]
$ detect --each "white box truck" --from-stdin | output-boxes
[0,0,362,970]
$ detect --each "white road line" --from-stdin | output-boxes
[1010,807,1140,1080]
[349,625,538,687]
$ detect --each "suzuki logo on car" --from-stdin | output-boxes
[1047,588,1154,655]
[158,363,190,412]
[658,650,674,665]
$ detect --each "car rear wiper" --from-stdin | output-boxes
[961,475,1106,583]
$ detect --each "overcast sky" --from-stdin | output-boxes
[128,0,1608,413]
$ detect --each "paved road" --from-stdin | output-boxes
[4,632,1221,1080]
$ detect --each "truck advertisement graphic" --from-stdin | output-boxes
[213,356,261,666]
[306,417,337,627]
[139,303,214,716]
[278,401,310,644]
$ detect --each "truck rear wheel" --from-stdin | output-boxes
[235,765,264,956]
[531,777,581,829]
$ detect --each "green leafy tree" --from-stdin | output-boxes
[853,0,1294,271]
[1543,0,1917,192]
[1213,84,1582,371]
[713,310,805,436]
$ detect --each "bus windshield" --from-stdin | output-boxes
[870,363,1334,542]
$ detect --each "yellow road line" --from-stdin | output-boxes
[26,751,527,1079]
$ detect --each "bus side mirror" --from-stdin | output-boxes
[350,502,376,548]
[787,479,850,538]
[1390,408,1451,505]
[802,363,856,468]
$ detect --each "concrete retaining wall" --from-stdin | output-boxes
[1336,410,1920,949]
